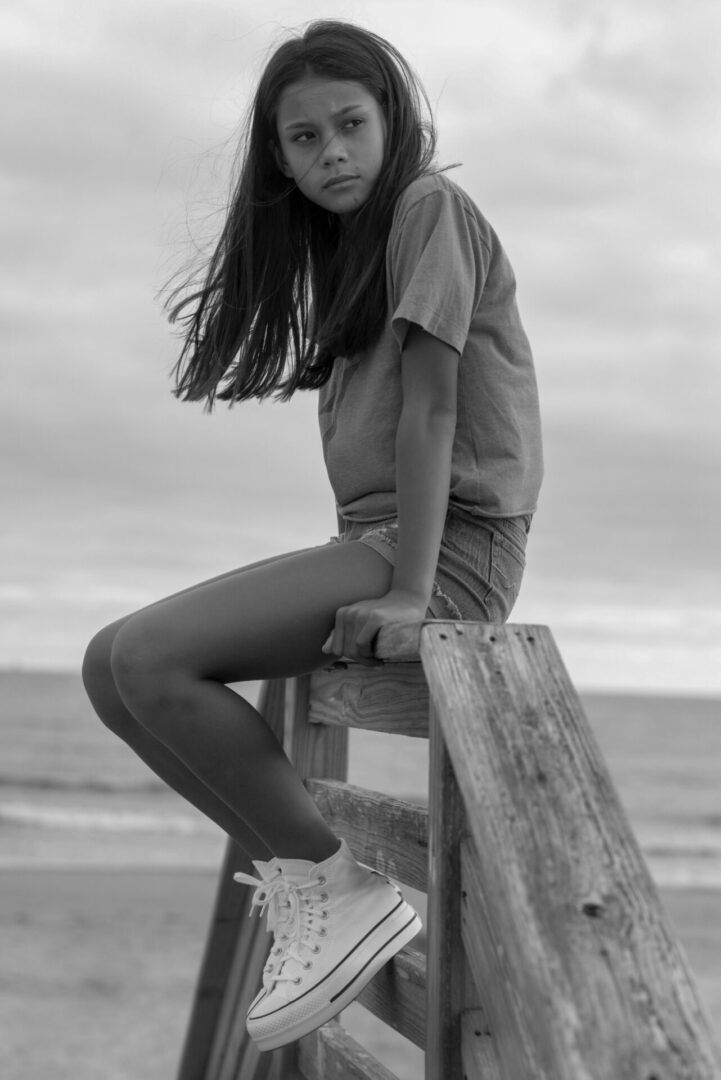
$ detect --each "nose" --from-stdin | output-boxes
[320,129,349,165]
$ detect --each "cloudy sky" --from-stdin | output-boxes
[3,0,720,692]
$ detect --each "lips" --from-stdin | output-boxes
[323,174,359,189]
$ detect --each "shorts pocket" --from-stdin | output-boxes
[487,527,527,622]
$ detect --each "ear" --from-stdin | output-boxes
[270,140,293,179]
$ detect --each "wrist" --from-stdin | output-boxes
[387,580,432,612]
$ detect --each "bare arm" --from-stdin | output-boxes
[324,324,459,662]
[392,323,459,604]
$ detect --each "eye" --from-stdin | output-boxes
[343,118,364,131]
[293,131,315,144]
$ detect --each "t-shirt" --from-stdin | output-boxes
[317,171,543,523]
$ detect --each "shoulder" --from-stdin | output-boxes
[391,171,494,251]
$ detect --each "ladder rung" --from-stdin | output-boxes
[356,944,426,1051]
[305,778,428,891]
[297,1019,400,1080]
[309,663,429,737]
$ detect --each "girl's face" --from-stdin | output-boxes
[274,76,386,215]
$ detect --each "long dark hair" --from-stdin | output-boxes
[162,20,438,405]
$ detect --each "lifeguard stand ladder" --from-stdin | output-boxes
[176,622,721,1080]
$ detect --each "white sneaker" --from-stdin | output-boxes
[237,839,422,1052]
[233,856,313,990]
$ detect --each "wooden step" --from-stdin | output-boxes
[356,945,426,1051]
[297,1019,400,1080]
[305,778,428,891]
[309,662,429,737]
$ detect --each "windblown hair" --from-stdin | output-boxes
[163,20,438,405]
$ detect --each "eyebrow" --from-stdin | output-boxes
[283,104,367,132]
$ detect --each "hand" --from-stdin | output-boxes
[321,590,428,666]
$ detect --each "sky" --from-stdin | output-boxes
[3,0,720,692]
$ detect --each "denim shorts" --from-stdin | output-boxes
[328,505,531,623]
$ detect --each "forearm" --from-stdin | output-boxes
[392,405,456,606]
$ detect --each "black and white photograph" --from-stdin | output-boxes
[2,2,720,1077]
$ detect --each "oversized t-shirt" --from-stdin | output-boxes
[317,171,543,523]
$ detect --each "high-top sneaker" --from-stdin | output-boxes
[237,839,421,1052]
[233,856,313,991]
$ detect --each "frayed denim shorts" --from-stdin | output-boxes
[328,505,531,623]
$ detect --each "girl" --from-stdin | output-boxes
[82,20,542,1052]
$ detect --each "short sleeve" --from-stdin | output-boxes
[389,188,490,354]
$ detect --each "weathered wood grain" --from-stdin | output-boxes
[355,945,426,1050]
[461,1010,503,1080]
[373,620,426,662]
[305,778,428,891]
[420,621,721,1080]
[460,837,541,1078]
[286,673,349,782]
[297,1021,401,1080]
[308,663,429,737]
[424,701,470,1080]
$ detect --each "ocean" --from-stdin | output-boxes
[1,669,721,889]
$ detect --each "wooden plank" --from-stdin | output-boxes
[461,1010,503,1080]
[286,673,349,782]
[297,1020,400,1080]
[210,917,279,1080]
[420,621,721,1080]
[309,663,429,737]
[424,701,469,1080]
[175,837,257,1080]
[460,837,540,1078]
[305,778,428,892]
[355,945,426,1051]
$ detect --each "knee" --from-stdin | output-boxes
[82,622,136,737]
[109,617,187,720]
[82,623,120,706]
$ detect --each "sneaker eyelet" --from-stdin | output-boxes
[321,910,329,919]
[311,945,321,954]
[293,977,302,985]
[319,927,328,937]
[303,961,312,969]
[320,892,329,902]
[317,876,326,885]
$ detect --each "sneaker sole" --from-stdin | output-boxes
[247,900,422,1052]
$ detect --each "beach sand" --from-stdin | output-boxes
[2,867,719,1080]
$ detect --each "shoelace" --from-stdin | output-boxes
[233,868,329,988]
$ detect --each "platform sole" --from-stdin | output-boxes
[247,901,422,1052]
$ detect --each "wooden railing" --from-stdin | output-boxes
[176,622,721,1079]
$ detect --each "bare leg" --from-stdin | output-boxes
[83,550,318,860]
[83,622,277,858]
[85,542,394,862]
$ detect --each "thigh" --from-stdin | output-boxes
[113,541,395,684]
[92,546,320,656]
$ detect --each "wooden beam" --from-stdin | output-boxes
[420,621,721,1080]
[297,1021,400,1080]
[305,778,428,891]
[461,1010,503,1080]
[309,662,429,737]
[424,701,473,1080]
[355,945,426,1051]
[285,674,349,781]
[373,620,426,662]
[460,837,540,1077]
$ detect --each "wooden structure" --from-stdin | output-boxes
[177,622,721,1079]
